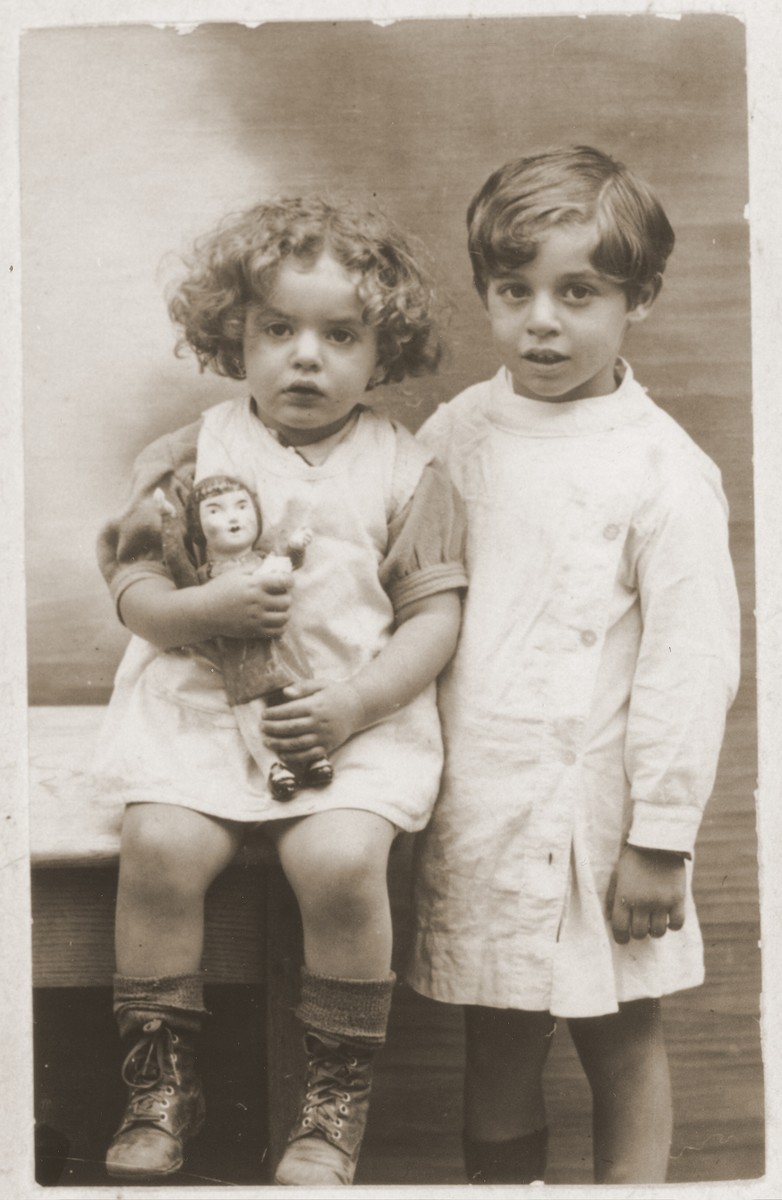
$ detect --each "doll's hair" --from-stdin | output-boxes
[167,196,442,386]
[185,474,262,553]
[467,145,675,306]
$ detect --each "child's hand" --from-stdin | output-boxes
[606,844,686,944]
[261,680,366,765]
[203,567,293,639]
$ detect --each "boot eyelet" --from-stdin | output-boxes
[302,1117,312,1128]
[339,1104,348,1115]
[333,1130,341,1140]
[165,1086,175,1095]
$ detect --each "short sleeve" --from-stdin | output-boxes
[96,418,201,615]
[379,458,468,613]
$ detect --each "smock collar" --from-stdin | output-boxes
[487,359,652,436]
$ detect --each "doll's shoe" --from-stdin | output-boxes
[302,756,334,789]
[106,1018,205,1180]
[269,762,298,801]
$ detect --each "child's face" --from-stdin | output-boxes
[484,222,654,403]
[199,488,259,560]
[243,251,379,445]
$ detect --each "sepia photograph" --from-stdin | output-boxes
[3,1,779,1196]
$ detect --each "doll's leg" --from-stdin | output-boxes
[267,810,396,1185]
[107,803,243,1179]
[462,1005,554,1183]
[567,998,672,1183]
[261,690,334,795]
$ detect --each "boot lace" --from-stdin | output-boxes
[120,1018,180,1127]
[298,1036,368,1145]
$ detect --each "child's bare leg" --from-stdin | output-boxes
[567,997,672,1184]
[115,802,243,976]
[267,810,396,1186]
[269,808,396,977]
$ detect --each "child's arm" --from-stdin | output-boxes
[260,589,462,764]
[261,453,467,763]
[613,452,740,940]
[118,570,293,649]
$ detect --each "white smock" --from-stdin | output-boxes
[93,400,461,829]
[407,363,740,1018]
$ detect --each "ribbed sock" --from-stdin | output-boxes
[112,972,208,1039]
[463,1126,549,1184]
[295,967,395,1047]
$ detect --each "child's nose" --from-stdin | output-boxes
[291,329,322,367]
[526,293,560,335]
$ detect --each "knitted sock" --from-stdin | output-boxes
[463,1126,549,1184]
[113,973,208,1039]
[295,967,395,1047]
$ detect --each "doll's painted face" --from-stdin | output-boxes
[199,488,259,561]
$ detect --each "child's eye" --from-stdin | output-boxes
[265,322,292,338]
[328,328,356,345]
[500,284,529,301]
[564,284,593,302]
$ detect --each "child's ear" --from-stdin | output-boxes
[626,275,662,325]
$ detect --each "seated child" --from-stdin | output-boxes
[94,194,467,1186]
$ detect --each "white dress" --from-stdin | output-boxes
[93,399,467,829]
[407,363,741,1017]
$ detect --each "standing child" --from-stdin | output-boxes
[408,146,741,1185]
[94,196,466,1186]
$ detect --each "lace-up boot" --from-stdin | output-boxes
[273,1032,375,1186]
[106,1017,205,1179]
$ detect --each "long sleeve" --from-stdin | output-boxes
[96,419,201,615]
[379,458,468,613]
[624,454,741,855]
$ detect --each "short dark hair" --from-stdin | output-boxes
[167,196,441,386]
[467,145,675,305]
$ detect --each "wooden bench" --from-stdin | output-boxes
[28,704,304,1171]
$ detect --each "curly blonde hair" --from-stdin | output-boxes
[167,196,442,386]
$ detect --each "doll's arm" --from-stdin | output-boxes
[261,589,462,764]
[153,487,200,589]
[284,527,313,571]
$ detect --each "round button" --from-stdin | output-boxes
[562,750,577,766]
[581,630,597,647]
[603,523,620,540]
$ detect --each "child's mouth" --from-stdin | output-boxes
[285,382,325,397]
[523,351,568,365]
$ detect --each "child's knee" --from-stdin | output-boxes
[294,844,386,926]
[119,809,210,902]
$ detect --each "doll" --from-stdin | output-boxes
[153,475,334,799]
